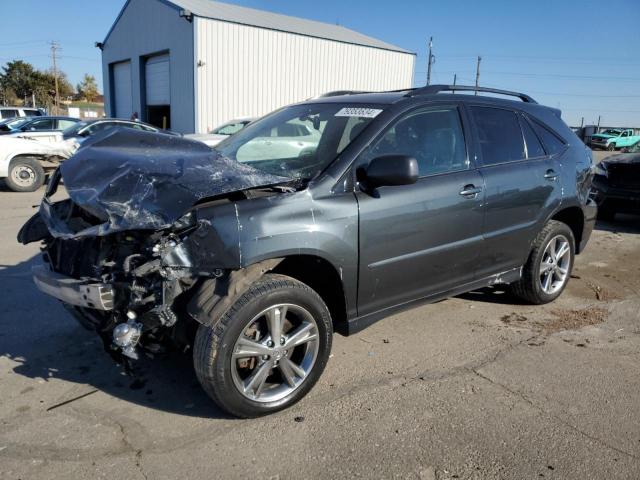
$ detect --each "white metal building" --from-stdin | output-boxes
[101,0,415,134]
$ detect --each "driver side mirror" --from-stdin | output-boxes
[360,154,419,190]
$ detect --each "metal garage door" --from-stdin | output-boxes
[145,54,170,106]
[112,61,132,119]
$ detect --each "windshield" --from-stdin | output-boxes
[0,117,30,131]
[602,129,622,136]
[62,120,89,137]
[215,103,383,180]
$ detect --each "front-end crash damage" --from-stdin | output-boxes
[18,128,292,363]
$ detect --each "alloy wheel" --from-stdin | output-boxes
[539,234,571,295]
[230,304,319,403]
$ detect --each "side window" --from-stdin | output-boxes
[58,119,77,130]
[470,106,525,165]
[24,109,42,117]
[520,117,546,158]
[87,122,115,134]
[621,131,628,137]
[28,119,54,130]
[1,109,19,119]
[365,107,467,177]
[528,118,566,156]
[217,123,245,135]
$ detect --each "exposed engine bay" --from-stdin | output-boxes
[18,128,295,364]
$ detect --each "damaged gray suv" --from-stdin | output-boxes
[18,85,596,417]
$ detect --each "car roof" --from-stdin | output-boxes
[24,116,78,121]
[301,88,560,118]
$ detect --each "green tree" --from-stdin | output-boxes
[76,74,99,102]
[0,60,74,108]
[0,60,37,100]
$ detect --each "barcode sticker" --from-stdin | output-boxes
[335,107,383,118]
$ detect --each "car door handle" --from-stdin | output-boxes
[459,185,482,198]
[544,169,558,181]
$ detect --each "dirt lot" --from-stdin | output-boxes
[1,150,639,479]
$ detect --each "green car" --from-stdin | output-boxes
[590,128,640,151]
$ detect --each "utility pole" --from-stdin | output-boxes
[426,37,434,86]
[453,73,457,86]
[474,56,482,95]
[50,41,60,114]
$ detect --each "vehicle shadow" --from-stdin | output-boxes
[594,213,640,235]
[0,254,232,420]
[457,285,520,305]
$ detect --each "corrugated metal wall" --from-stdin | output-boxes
[101,0,195,133]
[194,18,415,133]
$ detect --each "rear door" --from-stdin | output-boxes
[468,105,562,278]
[356,104,485,316]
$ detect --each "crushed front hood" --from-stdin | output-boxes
[43,128,290,238]
[602,153,640,165]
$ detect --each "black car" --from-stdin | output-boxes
[592,140,640,220]
[18,85,596,418]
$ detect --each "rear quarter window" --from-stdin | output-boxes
[528,117,566,156]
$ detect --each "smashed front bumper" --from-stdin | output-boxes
[32,265,114,311]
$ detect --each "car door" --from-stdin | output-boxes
[356,104,485,316]
[468,105,562,278]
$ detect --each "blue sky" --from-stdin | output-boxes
[1,0,638,126]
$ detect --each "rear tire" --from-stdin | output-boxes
[607,143,616,151]
[511,220,575,305]
[5,157,45,192]
[193,273,332,418]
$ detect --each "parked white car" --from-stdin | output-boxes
[0,107,45,119]
[185,118,254,147]
[3,116,81,144]
[0,136,77,192]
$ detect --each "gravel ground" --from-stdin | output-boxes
[1,150,639,479]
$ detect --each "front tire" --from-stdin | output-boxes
[193,274,333,418]
[5,157,45,192]
[511,220,575,304]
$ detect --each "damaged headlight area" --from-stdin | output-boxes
[29,209,226,362]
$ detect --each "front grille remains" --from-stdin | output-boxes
[608,164,640,189]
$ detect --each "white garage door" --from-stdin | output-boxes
[112,61,132,119]
[145,54,170,106]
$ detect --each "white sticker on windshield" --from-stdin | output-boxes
[334,107,383,118]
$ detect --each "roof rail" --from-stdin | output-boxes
[405,84,537,104]
[311,90,370,99]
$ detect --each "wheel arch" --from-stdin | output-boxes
[188,254,349,335]
[551,206,585,253]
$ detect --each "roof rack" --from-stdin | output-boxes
[405,84,537,104]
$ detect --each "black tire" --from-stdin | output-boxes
[597,203,616,222]
[511,220,575,305]
[5,157,45,192]
[193,273,333,418]
[607,143,616,151]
